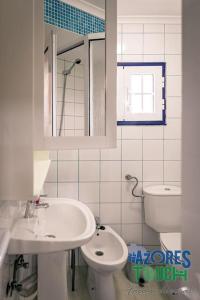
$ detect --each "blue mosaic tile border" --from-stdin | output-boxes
[44,0,105,35]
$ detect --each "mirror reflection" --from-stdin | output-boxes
[44,0,105,137]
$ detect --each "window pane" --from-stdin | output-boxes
[143,94,154,113]
[143,74,154,93]
[130,75,142,93]
[128,94,142,113]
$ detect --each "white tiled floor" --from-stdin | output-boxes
[68,267,170,300]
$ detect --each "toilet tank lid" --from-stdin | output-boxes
[143,185,181,196]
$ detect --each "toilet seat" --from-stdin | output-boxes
[160,232,181,252]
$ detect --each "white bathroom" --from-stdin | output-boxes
[0,0,199,299]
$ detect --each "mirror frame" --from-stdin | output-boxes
[33,0,117,149]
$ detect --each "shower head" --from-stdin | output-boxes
[63,58,81,76]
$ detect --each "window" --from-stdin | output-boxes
[117,62,166,125]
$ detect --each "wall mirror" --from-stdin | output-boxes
[34,0,117,149]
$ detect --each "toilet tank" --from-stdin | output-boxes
[143,185,181,233]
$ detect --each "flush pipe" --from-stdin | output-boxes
[125,174,144,200]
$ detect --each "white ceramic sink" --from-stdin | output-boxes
[8,198,96,254]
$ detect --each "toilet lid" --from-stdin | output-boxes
[160,232,181,251]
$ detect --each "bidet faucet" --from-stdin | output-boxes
[95,217,101,229]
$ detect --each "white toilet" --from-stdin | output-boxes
[81,226,128,300]
[143,184,182,251]
[143,185,183,298]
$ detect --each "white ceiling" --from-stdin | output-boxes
[117,0,181,16]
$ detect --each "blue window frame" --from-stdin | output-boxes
[117,62,166,126]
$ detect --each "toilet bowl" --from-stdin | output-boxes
[81,226,128,300]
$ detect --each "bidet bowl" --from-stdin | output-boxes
[81,226,128,273]
[8,198,96,254]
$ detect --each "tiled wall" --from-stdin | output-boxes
[57,58,85,136]
[44,0,105,35]
[44,17,182,248]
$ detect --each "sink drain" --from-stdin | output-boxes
[45,234,56,238]
[95,250,104,256]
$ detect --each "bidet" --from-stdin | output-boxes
[81,226,128,300]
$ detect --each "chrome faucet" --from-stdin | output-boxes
[95,217,101,230]
[24,199,49,218]
[24,200,34,218]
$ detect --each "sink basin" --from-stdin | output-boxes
[8,198,96,254]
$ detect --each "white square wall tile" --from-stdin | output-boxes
[122,161,142,181]
[46,161,57,182]
[144,34,164,54]
[122,34,143,54]
[122,24,143,33]
[143,126,163,139]
[143,224,160,245]
[164,161,181,182]
[144,24,164,33]
[165,24,182,34]
[164,119,181,139]
[75,77,84,90]
[75,117,84,130]
[85,203,99,218]
[143,55,164,62]
[167,99,182,118]
[64,116,74,130]
[79,149,100,161]
[79,161,99,182]
[100,203,121,224]
[79,183,99,203]
[58,161,78,182]
[65,88,75,102]
[43,183,57,197]
[117,127,122,139]
[164,140,181,161]
[58,183,78,199]
[65,103,75,116]
[167,76,182,97]
[100,182,121,203]
[122,140,142,161]
[143,161,163,182]
[122,224,142,244]
[75,90,84,103]
[58,150,78,160]
[121,54,143,62]
[165,34,182,54]
[122,203,142,224]
[122,126,143,139]
[122,182,143,202]
[101,140,121,160]
[165,55,182,75]
[101,161,121,182]
[143,140,163,161]
[75,103,84,116]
